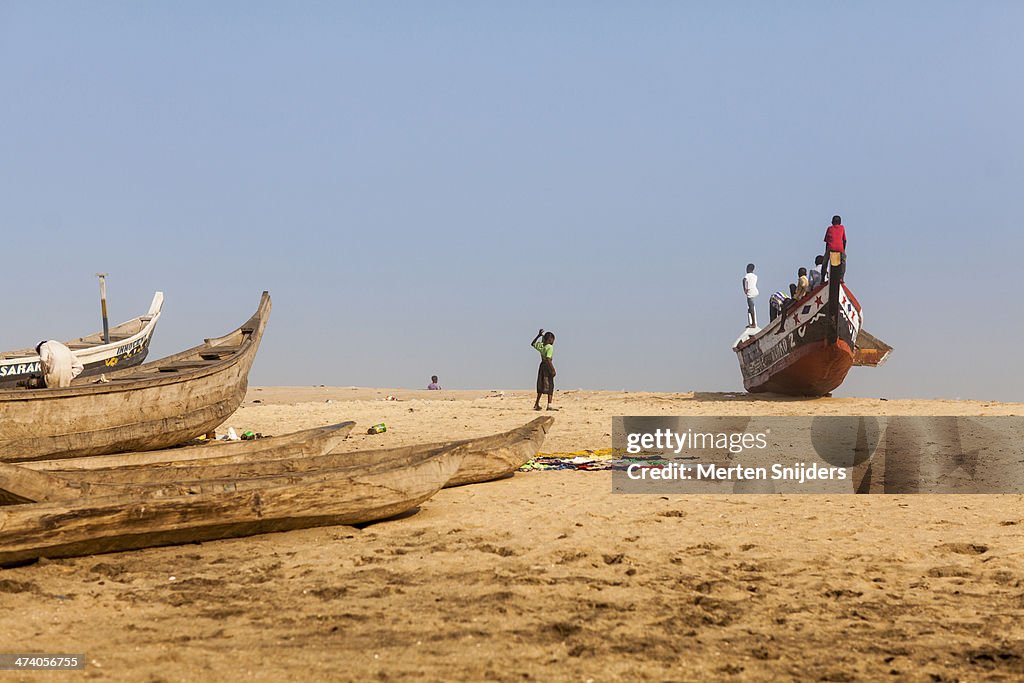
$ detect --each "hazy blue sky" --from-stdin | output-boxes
[2,2,1021,400]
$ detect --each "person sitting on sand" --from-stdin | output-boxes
[531,329,557,411]
[35,340,84,388]
[427,375,441,390]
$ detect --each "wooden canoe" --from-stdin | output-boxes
[23,421,356,473]
[0,292,271,463]
[13,416,554,496]
[0,421,355,505]
[0,292,164,388]
[0,442,465,566]
[444,415,554,486]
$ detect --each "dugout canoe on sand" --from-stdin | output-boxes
[2,417,552,500]
[0,292,164,388]
[0,422,355,504]
[0,442,465,566]
[444,415,553,487]
[0,292,271,463]
[23,422,357,473]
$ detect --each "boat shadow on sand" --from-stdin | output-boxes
[689,391,833,403]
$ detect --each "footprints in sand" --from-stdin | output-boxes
[937,542,989,555]
[926,566,973,578]
[89,562,131,582]
[921,541,996,582]
[556,551,587,565]
[307,586,348,601]
[0,578,38,594]
[476,544,516,557]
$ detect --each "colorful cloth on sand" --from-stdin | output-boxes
[519,450,672,472]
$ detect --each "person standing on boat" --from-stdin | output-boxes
[822,215,847,282]
[35,340,84,388]
[531,329,557,411]
[742,263,759,328]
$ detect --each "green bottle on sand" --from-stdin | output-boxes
[367,423,387,435]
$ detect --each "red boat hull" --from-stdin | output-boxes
[746,339,854,395]
[734,281,862,396]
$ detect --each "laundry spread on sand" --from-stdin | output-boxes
[520,449,672,472]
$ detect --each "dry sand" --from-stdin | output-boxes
[1,388,1022,681]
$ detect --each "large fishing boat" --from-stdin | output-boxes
[733,278,890,396]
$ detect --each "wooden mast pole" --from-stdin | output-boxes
[96,273,110,344]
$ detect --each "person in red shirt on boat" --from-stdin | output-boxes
[822,215,847,282]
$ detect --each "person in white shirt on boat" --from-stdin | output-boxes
[808,256,823,289]
[35,340,84,388]
[742,263,759,328]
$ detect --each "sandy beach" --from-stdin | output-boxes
[1,388,1022,681]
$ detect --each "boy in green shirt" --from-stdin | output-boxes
[531,328,557,411]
